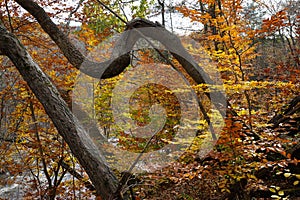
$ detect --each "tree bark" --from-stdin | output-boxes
[124,19,227,116]
[15,0,131,79]
[15,0,227,116]
[0,22,119,199]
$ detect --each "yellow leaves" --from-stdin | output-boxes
[221,188,231,193]
[278,190,285,196]
[224,80,298,96]
[183,171,197,180]
[246,173,257,180]
[87,38,99,46]
[221,25,237,32]
[207,35,222,42]
[270,185,288,199]
[193,83,223,93]
[212,50,227,60]
[202,13,213,20]
[271,195,281,199]
[31,50,38,56]
[283,172,291,178]
[77,23,101,47]
[189,9,200,16]
[237,109,248,116]
[269,187,277,193]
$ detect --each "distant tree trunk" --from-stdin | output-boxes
[158,0,165,26]
[199,0,208,33]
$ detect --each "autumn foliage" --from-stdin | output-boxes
[0,0,299,199]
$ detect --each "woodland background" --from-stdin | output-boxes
[0,0,299,199]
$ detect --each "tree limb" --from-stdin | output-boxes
[15,0,227,116]
[15,0,130,79]
[60,161,96,191]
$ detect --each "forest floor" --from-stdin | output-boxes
[135,98,300,200]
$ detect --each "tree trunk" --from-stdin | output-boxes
[0,22,119,199]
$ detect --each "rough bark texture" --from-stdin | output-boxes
[17,0,227,116]
[0,23,118,199]
[15,0,130,79]
[125,19,227,116]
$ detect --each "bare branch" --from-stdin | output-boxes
[60,161,96,191]
[4,0,13,32]
[65,0,84,36]
[96,0,128,24]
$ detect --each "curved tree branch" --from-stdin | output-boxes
[16,0,217,87]
[124,19,227,116]
[15,0,130,79]
[15,0,227,116]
